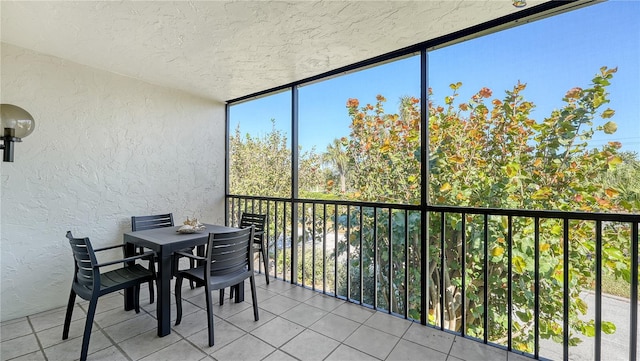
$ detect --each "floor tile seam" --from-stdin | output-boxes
[273,327,343,360]
[271,313,321,334]
[38,303,108,351]
[287,300,329,316]
[200,327,256,358]
[342,332,391,361]
[328,307,375,325]
[276,289,315,303]
[28,302,87,334]
[301,297,345,313]
[96,326,134,361]
[25,314,47,361]
[245,315,299,347]
[49,315,114,361]
[180,297,207,317]
[259,348,301,361]
[138,332,196,360]
[316,320,362,345]
[0,318,30,343]
[351,322,403,360]
[326,342,385,361]
[0,316,27,326]
[450,334,517,358]
[178,329,214,359]
[303,309,365,344]
[363,313,414,339]
[397,335,454,358]
[87,300,157,360]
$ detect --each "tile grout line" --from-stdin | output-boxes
[26,315,48,361]
[77,301,132,361]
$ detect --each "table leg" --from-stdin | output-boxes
[124,242,136,310]
[156,251,172,337]
[234,282,245,303]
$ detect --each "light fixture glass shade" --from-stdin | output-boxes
[1,104,35,138]
[512,0,526,7]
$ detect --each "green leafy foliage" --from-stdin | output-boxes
[338,67,636,353]
[229,67,637,354]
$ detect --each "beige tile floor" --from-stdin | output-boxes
[1,276,534,361]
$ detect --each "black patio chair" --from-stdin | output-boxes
[62,231,156,361]
[220,212,268,304]
[174,226,259,347]
[131,213,195,297]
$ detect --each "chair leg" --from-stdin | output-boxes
[148,280,155,304]
[134,285,141,313]
[189,258,195,290]
[219,289,225,305]
[175,276,184,325]
[261,245,269,285]
[205,286,215,347]
[147,251,155,304]
[79,297,98,361]
[62,289,76,340]
[250,275,259,321]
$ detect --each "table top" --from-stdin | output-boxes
[123,223,239,253]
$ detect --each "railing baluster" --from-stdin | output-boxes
[422,210,428,325]
[266,200,271,279]
[388,207,393,314]
[312,203,317,290]
[232,198,237,226]
[630,221,638,361]
[404,209,409,319]
[595,220,602,361]
[440,211,445,330]
[346,204,351,301]
[334,203,338,297]
[373,207,378,311]
[323,203,327,294]
[461,212,466,336]
[301,202,306,287]
[359,206,363,305]
[563,218,569,361]
[484,213,489,343]
[274,201,279,280]
[284,201,289,283]
[508,215,513,351]
[534,217,540,359]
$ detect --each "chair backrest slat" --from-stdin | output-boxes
[205,227,253,277]
[239,213,265,233]
[131,213,174,231]
[66,231,98,289]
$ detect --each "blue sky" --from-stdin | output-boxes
[229,1,639,155]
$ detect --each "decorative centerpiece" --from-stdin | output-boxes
[177,217,206,233]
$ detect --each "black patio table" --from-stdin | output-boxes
[123,223,242,337]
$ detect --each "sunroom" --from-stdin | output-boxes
[1,1,638,360]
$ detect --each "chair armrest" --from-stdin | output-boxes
[95,251,156,268]
[93,243,126,252]
[175,251,206,261]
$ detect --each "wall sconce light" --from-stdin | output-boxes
[512,0,526,7]
[1,104,35,162]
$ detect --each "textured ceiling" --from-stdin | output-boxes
[2,1,548,103]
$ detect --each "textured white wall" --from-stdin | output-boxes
[0,43,226,321]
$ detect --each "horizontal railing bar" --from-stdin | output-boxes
[227,195,640,223]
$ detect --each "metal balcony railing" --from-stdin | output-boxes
[226,194,639,361]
